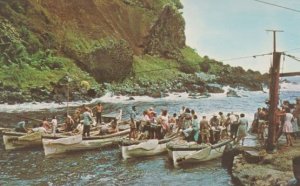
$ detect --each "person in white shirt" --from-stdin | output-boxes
[229,112,239,139]
[51,115,58,134]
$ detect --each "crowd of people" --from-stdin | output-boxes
[251,98,300,147]
[128,105,249,145]
[14,97,300,147]
[14,103,109,137]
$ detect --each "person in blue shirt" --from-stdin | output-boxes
[82,108,93,137]
[15,120,29,133]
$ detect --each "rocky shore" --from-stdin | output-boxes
[0,71,267,105]
[232,138,299,186]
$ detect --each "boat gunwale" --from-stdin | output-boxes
[42,129,130,140]
[120,133,178,146]
[167,139,232,151]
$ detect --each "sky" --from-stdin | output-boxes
[181,0,300,73]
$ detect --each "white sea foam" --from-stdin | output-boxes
[279,76,300,91]
[0,76,299,113]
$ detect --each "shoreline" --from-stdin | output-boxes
[232,137,299,185]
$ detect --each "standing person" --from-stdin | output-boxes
[81,104,93,114]
[291,103,299,139]
[218,112,226,127]
[230,113,239,140]
[169,113,177,132]
[200,116,210,144]
[210,114,220,142]
[283,108,294,147]
[293,97,300,137]
[94,103,103,124]
[219,112,227,139]
[275,107,286,143]
[251,108,261,133]
[50,115,58,135]
[182,108,192,130]
[210,114,220,128]
[129,106,137,140]
[64,113,75,132]
[236,114,248,145]
[15,120,29,133]
[42,117,51,131]
[180,106,186,115]
[192,115,200,142]
[159,109,169,138]
[82,107,93,137]
[223,113,231,138]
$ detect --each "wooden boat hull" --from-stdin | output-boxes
[2,109,124,151]
[3,131,42,150]
[120,134,178,160]
[121,141,167,160]
[2,131,72,150]
[167,140,232,166]
[42,129,130,156]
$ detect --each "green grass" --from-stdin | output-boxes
[0,56,97,90]
[131,55,182,82]
[64,28,119,54]
[180,46,203,71]
[130,47,205,83]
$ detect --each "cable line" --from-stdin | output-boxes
[134,50,300,74]
[253,0,300,13]
[134,52,271,74]
[219,52,272,61]
[283,53,300,62]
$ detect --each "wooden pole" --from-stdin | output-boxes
[267,52,281,152]
[266,30,283,153]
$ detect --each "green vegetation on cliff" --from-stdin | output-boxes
[0,18,97,91]
[132,55,181,82]
[0,0,267,104]
[0,0,189,89]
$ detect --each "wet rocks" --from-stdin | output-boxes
[232,140,300,186]
[232,154,293,186]
[226,89,240,98]
[206,84,224,93]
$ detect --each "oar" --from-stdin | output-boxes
[0,127,10,131]
[17,115,65,128]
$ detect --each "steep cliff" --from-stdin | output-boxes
[0,0,185,83]
[0,0,267,104]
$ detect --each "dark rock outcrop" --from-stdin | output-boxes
[144,5,185,60]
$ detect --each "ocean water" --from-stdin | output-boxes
[0,77,299,185]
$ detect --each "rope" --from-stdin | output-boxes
[279,54,286,96]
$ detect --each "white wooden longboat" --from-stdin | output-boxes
[2,128,80,150]
[2,131,43,150]
[167,139,233,167]
[42,129,130,156]
[2,110,123,150]
[120,133,178,160]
